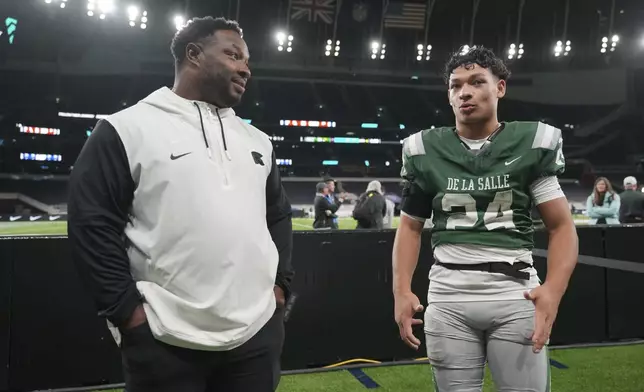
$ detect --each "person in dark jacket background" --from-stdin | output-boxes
[619,176,644,223]
[313,182,338,229]
[353,180,387,229]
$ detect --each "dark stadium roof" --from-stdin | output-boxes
[1,0,644,74]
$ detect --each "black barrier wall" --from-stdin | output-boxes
[1,227,644,391]
[0,239,12,392]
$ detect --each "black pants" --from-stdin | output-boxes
[120,308,285,392]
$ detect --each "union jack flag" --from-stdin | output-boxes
[290,0,336,24]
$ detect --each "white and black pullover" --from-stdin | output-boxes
[68,87,294,351]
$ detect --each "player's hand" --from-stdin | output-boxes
[394,291,424,350]
[524,284,562,354]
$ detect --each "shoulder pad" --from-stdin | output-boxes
[531,122,562,150]
[402,130,427,157]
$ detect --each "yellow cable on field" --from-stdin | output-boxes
[322,357,430,368]
[323,358,382,368]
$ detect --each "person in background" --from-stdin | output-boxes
[619,176,644,224]
[381,185,396,229]
[353,180,387,229]
[313,182,338,229]
[586,177,620,225]
[324,177,344,229]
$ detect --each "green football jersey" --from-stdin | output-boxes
[401,121,565,250]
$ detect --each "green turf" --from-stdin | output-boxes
[95,344,644,392]
[0,217,399,236]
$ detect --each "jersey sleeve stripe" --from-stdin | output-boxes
[532,122,561,150]
[408,131,426,156]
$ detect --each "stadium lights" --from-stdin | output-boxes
[174,15,185,31]
[507,43,524,60]
[20,153,62,162]
[416,44,432,61]
[276,159,292,166]
[460,45,471,55]
[280,120,336,128]
[601,35,619,53]
[322,160,339,166]
[58,111,109,119]
[361,123,378,129]
[44,0,67,7]
[87,0,114,19]
[325,39,340,57]
[371,41,386,60]
[16,123,61,135]
[276,31,293,52]
[300,136,381,144]
[554,40,571,57]
[128,6,147,29]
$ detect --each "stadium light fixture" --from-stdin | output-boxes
[276,31,293,52]
[98,0,114,19]
[325,39,340,57]
[45,0,52,3]
[416,44,432,61]
[370,40,385,60]
[128,6,138,27]
[174,15,186,31]
[507,43,524,60]
[553,40,570,57]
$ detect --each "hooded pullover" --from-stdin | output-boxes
[68,87,294,351]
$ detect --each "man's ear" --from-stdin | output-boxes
[185,43,202,67]
[497,79,507,99]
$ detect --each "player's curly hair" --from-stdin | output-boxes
[443,46,511,84]
[171,16,243,65]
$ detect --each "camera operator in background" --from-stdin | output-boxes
[353,180,387,230]
[619,176,644,224]
[313,182,339,230]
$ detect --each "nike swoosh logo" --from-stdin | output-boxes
[505,157,522,166]
[10,216,21,221]
[49,216,61,221]
[30,216,42,221]
[170,152,192,160]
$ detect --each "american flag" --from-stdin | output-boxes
[384,2,426,30]
[290,0,336,24]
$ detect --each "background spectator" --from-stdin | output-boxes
[619,176,644,224]
[313,182,338,229]
[352,181,387,230]
[586,177,620,225]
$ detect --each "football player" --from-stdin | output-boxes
[392,46,578,391]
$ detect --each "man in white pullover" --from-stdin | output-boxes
[68,16,294,392]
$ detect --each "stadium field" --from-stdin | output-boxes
[0,217,400,236]
[94,344,644,392]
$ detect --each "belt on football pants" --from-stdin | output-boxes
[434,260,531,280]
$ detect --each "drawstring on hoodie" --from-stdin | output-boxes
[192,102,232,162]
[193,102,212,159]
[215,108,232,161]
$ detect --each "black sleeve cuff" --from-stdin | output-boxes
[103,284,143,327]
[400,181,433,219]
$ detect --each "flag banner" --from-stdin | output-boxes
[384,2,426,30]
[291,0,336,24]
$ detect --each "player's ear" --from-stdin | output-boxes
[497,79,506,99]
[185,43,202,67]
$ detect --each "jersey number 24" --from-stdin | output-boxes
[441,190,516,230]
